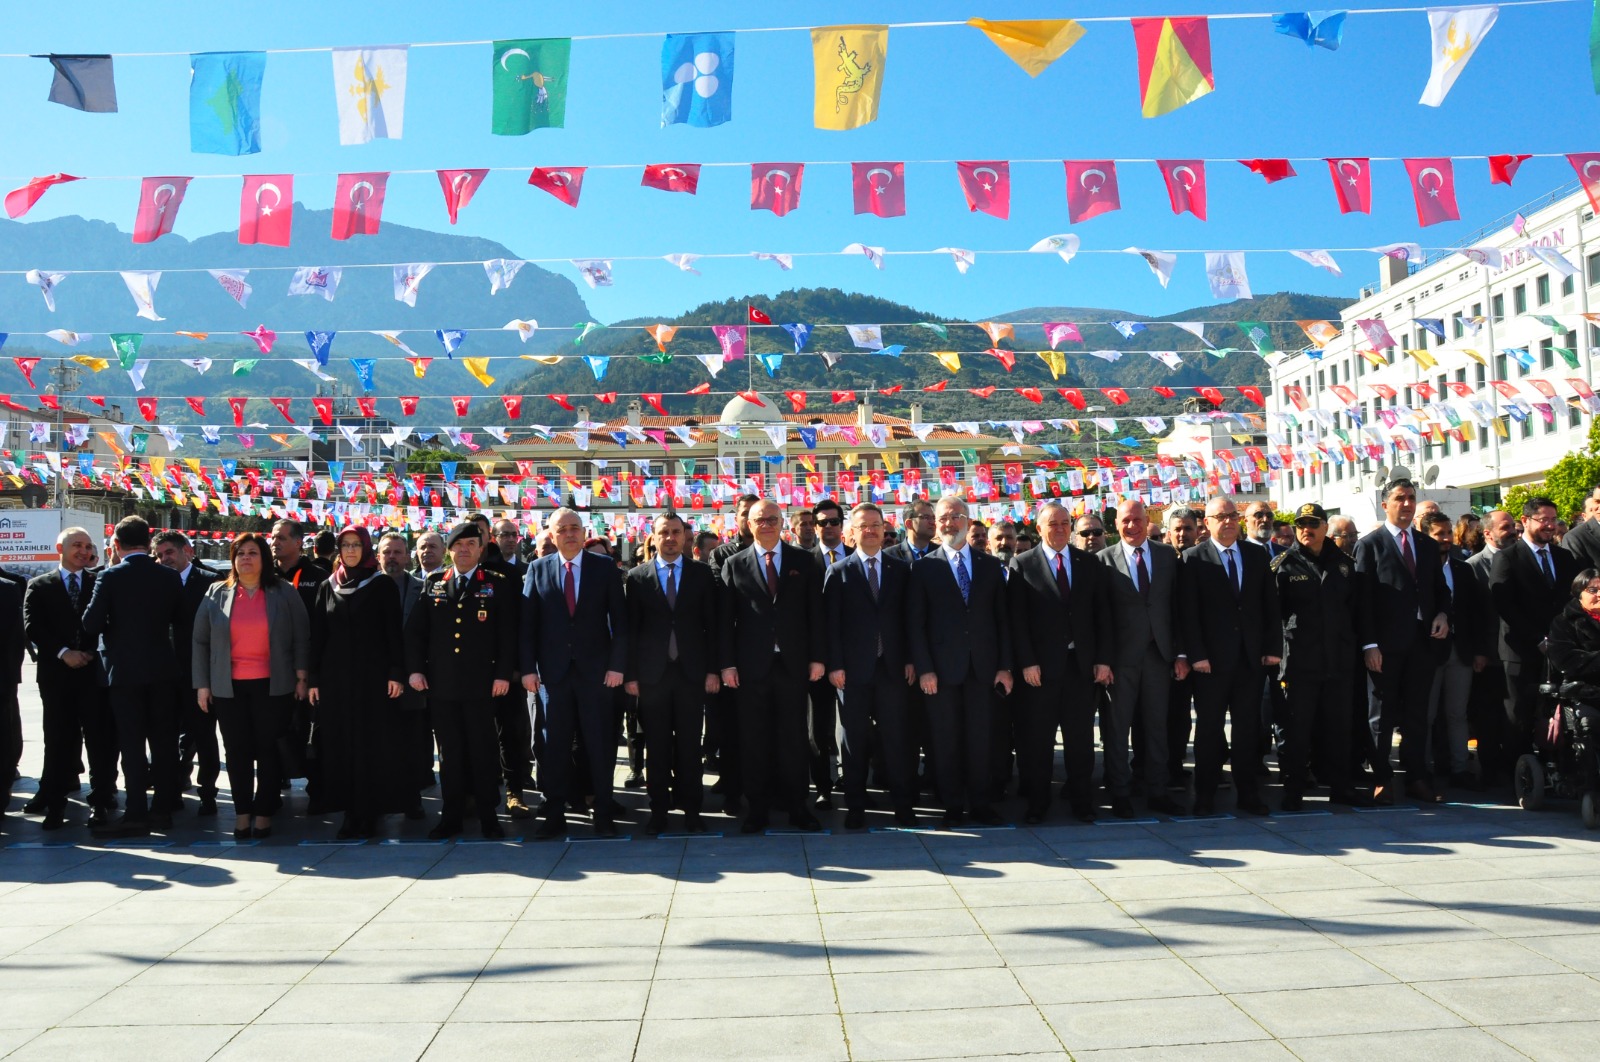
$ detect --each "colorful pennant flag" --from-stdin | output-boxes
[1063,161,1120,223]
[288,266,340,301]
[1489,153,1531,185]
[751,163,803,215]
[1326,157,1372,214]
[437,169,487,224]
[238,174,291,245]
[1420,6,1497,107]
[967,18,1085,76]
[393,264,433,306]
[1404,157,1460,226]
[45,55,116,112]
[1205,252,1251,300]
[1570,152,1600,213]
[5,173,80,219]
[1131,16,1213,118]
[1157,159,1207,219]
[332,46,407,144]
[955,161,1010,219]
[812,25,887,130]
[1272,11,1346,49]
[662,32,734,127]
[528,166,585,206]
[641,164,701,194]
[189,51,265,155]
[331,172,388,239]
[133,177,190,243]
[851,161,905,217]
[492,38,569,134]
[462,358,495,388]
[208,269,250,308]
[120,271,164,320]
[1240,159,1296,183]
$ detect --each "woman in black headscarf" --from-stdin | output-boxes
[308,526,406,839]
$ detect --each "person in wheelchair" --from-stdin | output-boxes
[1542,570,1600,798]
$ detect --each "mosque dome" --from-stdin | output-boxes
[718,392,784,424]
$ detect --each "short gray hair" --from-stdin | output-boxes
[56,525,91,548]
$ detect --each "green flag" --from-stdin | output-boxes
[233,359,259,375]
[132,433,149,456]
[1237,321,1277,355]
[493,38,571,134]
[1557,347,1581,369]
[110,333,142,369]
[639,350,672,366]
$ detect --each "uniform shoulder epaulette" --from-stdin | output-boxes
[1269,551,1290,573]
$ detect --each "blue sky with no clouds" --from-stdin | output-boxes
[0,0,1594,323]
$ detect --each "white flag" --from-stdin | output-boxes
[842,243,886,269]
[1370,242,1423,262]
[46,329,81,346]
[25,269,66,312]
[294,359,336,382]
[663,253,702,275]
[571,259,613,288]
[752,252,793,271]
[1205,252,1252,301]
[1525,245,1578,279]
[393,263,433,306]
[483,258,524,294]
[1029,233,1080,265]
[1419,6,1498,107]
[289,266,341,301]
[937,247,976,274]
[208,268,251,308]
[1171,321,1211,346]
[1125,247,1177,289]
[1290,249,1343,277]
[1149,351,1185,371]
[127,358,150,390]
[120,270,164,321]
[503,319,539,342]
[332,46,408,144]
[182,358,213,374]
[846,324,883,350]
[1461,246,1505,269]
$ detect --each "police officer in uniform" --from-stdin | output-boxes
[1271,504,1374,811]
[405,523,518,839]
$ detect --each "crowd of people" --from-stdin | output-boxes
[1,477,1594,842]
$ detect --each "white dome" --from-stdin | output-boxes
[718,392,784,424]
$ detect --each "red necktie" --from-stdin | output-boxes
[563,560,576,616]
[764,550,779,600]
[1134,546,1150,599]
[1400,530,1416,578]
[1055,552,1070,601]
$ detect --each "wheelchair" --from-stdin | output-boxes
[1513,673,1600,829]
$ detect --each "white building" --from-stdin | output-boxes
[1268,182,1599,529]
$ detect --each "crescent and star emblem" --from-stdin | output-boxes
[1080,168,1106,194]
[1417,167,1444,197]
[499,47,530,71]
[659,167,688,183]
[254,182,281,216]
[764,168,792,190]
[451,172,474,197]
[972,167,1000,192]
[1171,166,1198,192]
[1336,159,1363,187]
[152,183,177,217]
[1583,161,1600,183]
[865,167,895,193]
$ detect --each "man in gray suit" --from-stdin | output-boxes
[380,532,431,817]
[1466,510,1516,785]
[1101,500,1187,816]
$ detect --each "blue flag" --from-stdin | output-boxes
[328,461,345,484]
[189,52,265,155]
[222,459,237,477]
[350,358,377,392]
[782,322,812,352]
[586,356,610,382]
[440,461,458,482]
[305,330,336,366]
[1272,11,1346,51]
[661,32,734,128]
[877,344,905,358]
[0,334,7,352]
[436,329,466,357]
[757,353,783,377]
[1112,321,1147,338]
[1413,318,1446,340]
[799,427,817,450]
[46,55,117,112]
[78,452,94,476]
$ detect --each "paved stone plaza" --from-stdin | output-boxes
[5,678,1600,1060]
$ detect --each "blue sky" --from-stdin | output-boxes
[1,0,1594,324]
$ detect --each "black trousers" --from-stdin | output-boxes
[1167,674,1194,780]
[1369,636,1439,783]
[178,684,220,798]
[1469,664,1514,781]
[37,677,117,810]
[638,669,705,817]
[1503,663,1545,761]
[1281,671,1353,796]
[215,679,289,817]
[837,659,913,814]
[711,685,741,803]
[494,691,533,798]
[540,673,618,817]
[1018,661,1096,813]
[110,681,179,821]
[927,671,996,816]
[4,684,20,772]
[736,668,810,820]
[1193,654,1263,804]
[431,696,500,822]
[807,677,839,796]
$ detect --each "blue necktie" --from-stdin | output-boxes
[955,553,971,604]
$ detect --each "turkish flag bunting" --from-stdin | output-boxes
[1404,158,1459,226]
[1239,159,1296,183]
[642,393,666,415]
[736,391,765,406]
[227,396,247,426]
[831,390,857,404]
[331,172,389,239]
[988,348,1016,371]
[595,392,617,403]
[1330,384,1359,404]
[269,397,293,422]
[784,390,807,412]
[970,386,997,399]
[852,162,905,218]
[239,175,293,246]
[399,396,419,416]
[1058,388,1086,409]
[1237,386,1265,407]
[879,385,902,395]
[38,393,59,409]
[357,396,377,417]
[137,397,158,421]
[750,163,804,216]
[502,395,523,418]
[1488,154,1531,186]
[1325,158,1371,214]
[641,164,701,194]
[5,173,80,219]
[1284,385,1308,411]
[133,176,191,243]
[1157,160,1207,220]
[1153,386,1176,398]
[14,358,39,388]
[548,394,574,410]
[1198,385,1225,405]
[437,169,488,224]
[527,167,586,207]
[1062,160,1121,224]
[748,306,772,324]
[955,161,1011,219]
[312,397,334,425]
[1568,153,1600,213]
[185,396,205,416]
[1101,387,1130,405]
[685,382,711,395]
[1017,387,1043,403]
[923,380,948,392]
[451,397,471,417]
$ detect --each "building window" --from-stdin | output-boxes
[1521,416,1533,440]
[1571,400,1584,430]
[1537,274,1551,305]
[1540,338,1554,369]
[1589,252,1600,287]
[1494,352,1507,378]
[1512,286,1527,315]
[1492,293,1505,321]
[1563,274,1576,297]
[1452,313,1465,339]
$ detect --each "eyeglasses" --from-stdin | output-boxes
[338,542,365,552]
[816,517,842,527]
[752,516,781,526]
[1208,513,1240,522]
[1077,529,1104,538]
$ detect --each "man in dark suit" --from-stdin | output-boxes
[82,516,184,837]
[824,503,915,829]
[1354,478,1452,804]
[1467,511,1517,785]
[23,527,116,829]
[719,498,826,833]
[1178,496,1283,816]
[885,499,937,564]
[379,531,431,818]
[1559,486,1600,569]
[491,519,531,582]
[475,517,533,820]
[1490,496,1580,762]
[624,513,718,835]
[1418,511,1492,788]
[706,493,759,809]
[521,507,628,839]
[0,565,27,784]
[808,498,848,808]
[907,495,1013,827]
[270,518,329,802]
[0,573,21,799]
[1010,502,1113,824]
[154,530,220,816]
[1102,499,1186,817]
[406,523,518,839]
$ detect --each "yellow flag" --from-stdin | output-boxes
[98,431,124,456]
[799,455,816,473]
[183,458,201,473]
[71,355,110,372]
[933,351,962,374]
[1135,16,1214,118]
[1405,348,1437,370]
[1457,348,1485,365]
[149,457,167,478]
[840,451,860,469]
[813,25,887,130]
[521,354,562,365]
[462,357,496,387]
[881,450,900,473]
[1035,350,1066,379]
[1461,422,1476,442]
[478,461,497,476]
[1493,417,1509,439]
[1357,348,1388,368]
[969,18,1085,77]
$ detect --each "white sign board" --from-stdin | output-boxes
[0,509,104,565]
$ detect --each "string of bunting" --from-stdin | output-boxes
[3,5,1576,152]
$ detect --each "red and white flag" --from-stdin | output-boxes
[132,176,191,244]
[1488,154,1530,186]
[955,161,1010,219]
[641,164,701,194]
[751,163,803,216]
[5,173,80,219]
[1239,159,1296,183]
[1325,157,1371,214]
[437,168,487,224]
[1569,153,1600,213]
[239,174,292,246]
[852,162,905,218]
[527,166,585,207]
[331,172,389,240]
[1404,157,1459,227]
[1062,160,1120,224]
[1157,159,1207,220]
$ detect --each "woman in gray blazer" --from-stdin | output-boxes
[194,532,310,839]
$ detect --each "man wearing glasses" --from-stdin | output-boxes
[1074,515,1106,555]
[808,500,847,807]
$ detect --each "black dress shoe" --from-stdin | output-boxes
[843,809,865,830]
[1147,795,1185,817]
[623,770,646,790]
[147,812,174,831]
[814,793,834,810]
[684,814,707,833]
[739,816,767,834]
[1280,793,1305,813]
[336,820,359,840]
[709,777,727,794]
[1072,804,1097,824]
[533,816,567,840]
[593,816,619,838]
[940,810,963,829]
[253,825,273,840]
[92,818,149,840]
[645,814,668,836]
[893,809,917,828]
[22,798,47,815]
[970,806,1004,827]
[1024,809,1046,826]
[1239,799,1271,816]
[722,794,742,817]
[427,819,462,840]
[1330,789,1373,808]
[1111,797,1135,819]
[790,811,823,832]
[1193,799,1216,817]
[197,796,218,817]
[41,810,65,831]
[480,817,505,839]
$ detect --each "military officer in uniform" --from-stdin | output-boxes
[1271,504,1374,810]
[405,523,518,839]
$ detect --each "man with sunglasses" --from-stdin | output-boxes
[808,499,847,807]
[1074,515,1106,555]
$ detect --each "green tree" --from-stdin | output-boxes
[1502,419,1600,521]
